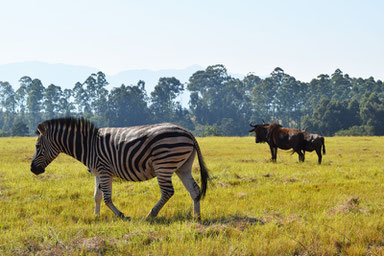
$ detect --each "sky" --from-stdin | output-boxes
[0,0,383,82]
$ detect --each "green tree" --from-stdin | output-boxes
[16,76,31,118]
[272,68,307,126]
[26,78,45,131]
[106,81,151,127]
[329,69,352,101]
[44,84,62,120]
[73,82,91,115]
[304,98,360,136]
[11,119,29,136]
[188,65,254,135]
[150,77,184,122]
[188,65,230,125]
[243,73,262,122]
[360,93,384,135]
[0,81,16,132]
[93,72,109,116]
[58,89,75,116]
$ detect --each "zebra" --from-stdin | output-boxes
[30,117,210,220]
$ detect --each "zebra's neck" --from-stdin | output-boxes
[48,121,98,170]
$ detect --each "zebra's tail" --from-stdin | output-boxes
[191,136,210,200]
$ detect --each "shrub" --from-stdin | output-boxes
[335,125,375,136]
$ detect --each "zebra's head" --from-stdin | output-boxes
[31,122,59,175]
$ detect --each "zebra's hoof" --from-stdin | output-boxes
[122,216,131,221]
[117,212,130,221]
[145,211,157,220]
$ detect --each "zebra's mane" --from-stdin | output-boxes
[42,117,99,136]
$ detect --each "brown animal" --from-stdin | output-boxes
[302,131,326,164]
[249,122,305,162]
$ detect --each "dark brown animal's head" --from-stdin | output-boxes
[249,123,269,143]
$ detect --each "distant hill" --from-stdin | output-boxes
[0,61,205,92]
[107,65,204,91]
[0,61,99,89]
[0,61,248,107]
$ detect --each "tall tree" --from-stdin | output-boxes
[16,76,32,118]
[243,73,263,123]
[58,89,75,116]
[188,65,230,125]
[150,77,184,122]
[26,78,45,131]
[93,72,109,117]
[44,84,62,120]
[73,82,91,115]
[360,93,384,135]
[329,69,352,101]
[107,81,151,127]
[0,81,16,131]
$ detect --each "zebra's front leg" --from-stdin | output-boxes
[99,174,131,221]
[94,176,102,215]
[146,170,175,219]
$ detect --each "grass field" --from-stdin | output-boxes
[1,136,384,255]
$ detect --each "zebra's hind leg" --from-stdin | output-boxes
[146,170,175,219]
[176,151,202,220]
[99,174,131,221]
[94,176,102,215]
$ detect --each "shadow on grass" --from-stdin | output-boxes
[201,215,264,226]
[145,211,264,227]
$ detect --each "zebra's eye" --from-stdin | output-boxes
[36,145,41,150]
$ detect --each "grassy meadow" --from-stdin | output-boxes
[1,136,384,255]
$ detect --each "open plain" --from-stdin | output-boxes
[1,136,384,255]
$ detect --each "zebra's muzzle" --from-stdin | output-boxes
[31,163,45,175]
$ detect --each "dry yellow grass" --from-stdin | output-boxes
[1,136,384,255]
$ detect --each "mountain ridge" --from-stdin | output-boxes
[0,61,205,92]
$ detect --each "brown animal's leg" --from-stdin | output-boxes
[294,146,304,162]
[296,150,304,162]
[273,147,278,162]
[299,150,305,162]
[316,149,322,164]
[269,145,276,162]
[269,146,277,163]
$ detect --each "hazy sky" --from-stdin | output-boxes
[0,0,383,81]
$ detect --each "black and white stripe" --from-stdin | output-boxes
[31,117,209,220]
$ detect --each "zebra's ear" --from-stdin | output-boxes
[37,123,46,136]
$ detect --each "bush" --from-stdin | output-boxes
[0,130,10,137]
[192,124,223,137]
[335,125,375,136]
[11,120,29,136]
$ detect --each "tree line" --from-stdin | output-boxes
[1,64,383,137]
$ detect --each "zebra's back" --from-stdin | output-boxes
[96,123,195,181]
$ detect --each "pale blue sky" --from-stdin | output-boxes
[0,0,383,81]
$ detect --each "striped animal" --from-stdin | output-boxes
[31,117,209,220]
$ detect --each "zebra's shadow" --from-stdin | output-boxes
[145,211,264,227]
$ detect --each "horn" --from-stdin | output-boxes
[262,119,266,124]
[249,122,256,127]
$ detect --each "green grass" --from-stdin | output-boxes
[1,136,384,255]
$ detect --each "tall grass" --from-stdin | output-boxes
[1,136,384,255]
